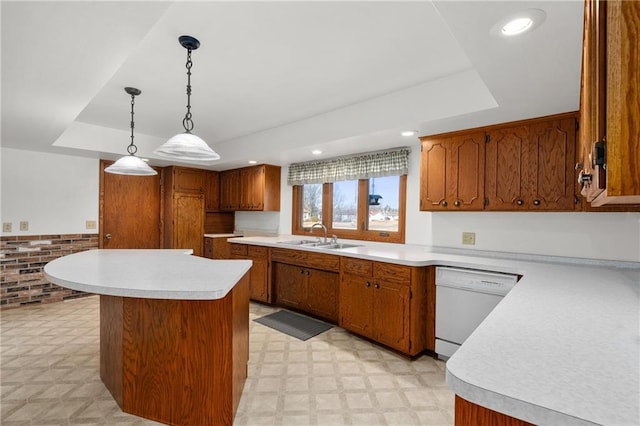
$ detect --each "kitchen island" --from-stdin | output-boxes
[44,249,252,426]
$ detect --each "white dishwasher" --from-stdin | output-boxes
[435,266,518,360]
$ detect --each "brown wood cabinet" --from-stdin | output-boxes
[220,169,241,211]
[271,248,339,323]
[204,236,232,259]
[220,165,281,211]
[205,171,220,212]
[420,131,485,211]
[579,0,640,206]
[230,244,270,303]
[339,257,428,355]
[163,167,204,256]
[485,114,579,211]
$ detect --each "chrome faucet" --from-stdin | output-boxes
[310,222,328,244]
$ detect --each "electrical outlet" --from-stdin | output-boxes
[19,221,29,231]
[86,220,97,230]
[462,232,476,245]
[2,223,12,233]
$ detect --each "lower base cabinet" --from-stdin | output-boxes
[272,262,339,323]
[339,257,429,356]
[455,396,533,426]
[230,244,270,303]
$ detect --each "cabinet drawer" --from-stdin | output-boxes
[248,245,268,258]
[230,244,248,257]
[270,248,340,272]
[342,257,373,277]
[375,262,411,284]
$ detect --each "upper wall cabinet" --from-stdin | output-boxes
[204,171,220,212]
[578,0,640,206]
[163,166,204,256]
[485,115,579,211]
[420,131,485,211]
[220,164,281,212]
[420,113,580,212]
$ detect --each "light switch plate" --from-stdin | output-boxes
[86,220,97,230]
[19,221,29,231]
[462,232,476,245]
[2,223,12,233]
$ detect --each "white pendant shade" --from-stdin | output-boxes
[153,132,221,161]
[105,155,157,176]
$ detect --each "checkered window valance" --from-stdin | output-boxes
[287,147,410,186]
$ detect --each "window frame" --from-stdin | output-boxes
[292,175,406,244]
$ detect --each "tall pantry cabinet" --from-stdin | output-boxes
[163,166,205,256]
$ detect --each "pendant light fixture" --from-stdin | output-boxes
[105,87,157,176]
[153,35,220,161]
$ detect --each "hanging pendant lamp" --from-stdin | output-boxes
[105,87,157,176]
[153,35,220,161]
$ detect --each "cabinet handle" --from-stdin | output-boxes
[516,199,524,206]
[440,200,448,207]
[300,269,304,274]
[533,199,540,206]
[365,281,371,288]
[374,283,380,289]
[454,200,461,207]
[305,270,310,276]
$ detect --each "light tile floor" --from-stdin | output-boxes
[1,296,453,425]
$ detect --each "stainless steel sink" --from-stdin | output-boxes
[321,243,361,250]
[277,240,318,245]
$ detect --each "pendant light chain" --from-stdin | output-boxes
[127,92,138,155]
[182,48,195,133]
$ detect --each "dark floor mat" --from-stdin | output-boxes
[253,310,333,341]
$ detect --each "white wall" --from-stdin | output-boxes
[1,147,99,236]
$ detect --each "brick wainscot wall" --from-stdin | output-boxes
[0,234,98,309]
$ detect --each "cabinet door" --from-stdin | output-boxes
[527,117,577,210]
[372,279,410,352]
[306,269,339,323]
[173,167,205,193]
[249,256,269,303]
[273,262,306,309]
[339,274,372,338]
[420,132,485,211]
[485,126,528,210]
[219,169,241,211]
[205,171,220,212]
[240,166,264,210]
[173,193,204,256]
[204,237,213,259]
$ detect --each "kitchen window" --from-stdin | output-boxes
[290,147,408,244]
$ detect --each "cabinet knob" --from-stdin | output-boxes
[516,199,524,206]
[440,200,448,207]
[365,281,371,288]
[374,283,380,289]
[454,200,461,207]
[105,233,112,240]
[533,199,541,206]
[306,270,310,276]
[300,269,304,274]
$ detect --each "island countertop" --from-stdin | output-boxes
[228,235,640,425]
[44,249,252,300]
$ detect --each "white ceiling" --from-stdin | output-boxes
[1,1,584,171]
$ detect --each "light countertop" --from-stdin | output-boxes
[44,249,252,300]
[229,235,640,425]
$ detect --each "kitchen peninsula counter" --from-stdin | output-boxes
[44,249,253,426]
[229,236,640,425]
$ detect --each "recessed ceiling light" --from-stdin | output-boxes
[401,130,417,137]
[502,17,533,35]
[311,150,323,155]
[248,160,257,164]
[491,9,546,38]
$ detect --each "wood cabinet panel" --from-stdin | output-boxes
[172,193,204,256]
[339,273,373,337]
[486,115,578,211]
[240,166,264,210]
[342,257,373,276]
[270,248,340,272]
[372,279,410,351]
[230,243,270,303]
[455,396,533,426]
[420,131,485,211]
[273,262,306,309]
[306,268,339,323]
[220,169,241,211]
[375,262,411,284]
[205,171,220,212]
[173,167,205,193]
